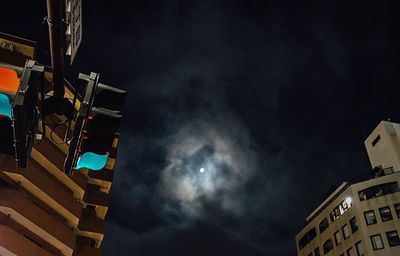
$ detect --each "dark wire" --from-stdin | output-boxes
[38,104,77,145]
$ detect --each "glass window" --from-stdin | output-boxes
[358,182,400,201]
[346,247,354,256]
[323,239,333,254]
[319,218,329,234]
[342,224,350,239]
[364,210,377,225]
[370,234,384,250]
[334,230,342,245]
[395,204,400,218]
[371,135,381,146]
[330,198,353,222]
[314,247,321,256]
[299,228,317,249]
[355,241,365,256]
[386,230,400,247]
[350,217,358,233]
[379,206,393,221]
[330,206,341,221]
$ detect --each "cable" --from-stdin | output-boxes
[38,110,78,145]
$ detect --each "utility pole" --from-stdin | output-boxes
[0,0,126,253]
[45,0,66,110]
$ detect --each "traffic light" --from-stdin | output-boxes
[0,60,44,168]
[64,72,126,175]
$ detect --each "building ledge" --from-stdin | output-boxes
[83,184,110,207]
[2,160,81,227]
[0,224,53,256]
[0,187,75,255]
[78,208,106,235]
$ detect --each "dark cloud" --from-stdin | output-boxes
[2,1,400,256]
[104,221,267,256]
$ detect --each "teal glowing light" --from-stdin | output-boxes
[76,152,109,170]
[0,94,12,119]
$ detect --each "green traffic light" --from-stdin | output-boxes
[76,152,109,170]
[0,94,12,119]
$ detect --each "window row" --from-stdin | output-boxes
[358,182,399,201]
[334,217,359,246]
[339,241,365,256]
[323,217,359,255]
[299,228,317,249]
[319,199,356,236]
[370,230,400,250]
[364,204,400,225]
[330,197,353,222]
[301,215,359,251]
[308,240,364,256]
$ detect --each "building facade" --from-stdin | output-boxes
[0,33,118,256]
[296,121,400,256]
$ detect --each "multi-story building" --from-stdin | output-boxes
[296,121,400,256]
[0,33,118,255]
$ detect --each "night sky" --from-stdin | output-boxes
[2,1,400,255]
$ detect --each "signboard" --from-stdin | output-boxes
[66,0,82,64]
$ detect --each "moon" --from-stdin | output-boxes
[199,167,205,173]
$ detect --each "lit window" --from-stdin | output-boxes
[370,234,384,250]
[323,239,333,254]
[386,231,400,247]
[330,198,353,222]
[355,241,365,256]
[379,206,393,222]
[346,247,354,256]
[364,210,377,225]
[394,204,400,218]
[319,218,329,234]
[342,224,350,239]
[334,230,342,245]
[349,217,358,233]
[344,197,352,209]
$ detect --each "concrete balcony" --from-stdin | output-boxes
[74,236,101,256]
[2,158,81,227]
[0,187,75,255]
[32,138,88,199]
[88,169,114,182]
[78,207,106,235]
[83,184,110,207]
[34,138,66,173]
[75,247,101,256]
[0,224,53,256]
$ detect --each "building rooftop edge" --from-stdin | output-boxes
[306,182,348,222]
[303,168,396,225]
[0,32,37,47]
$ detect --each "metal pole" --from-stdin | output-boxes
[46,0,65,100]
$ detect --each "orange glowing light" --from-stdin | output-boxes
[0,68,19,93]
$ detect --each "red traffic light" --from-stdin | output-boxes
[0,67,19,93]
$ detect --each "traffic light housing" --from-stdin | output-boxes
[0,60,44,168]
[64,72,126,175]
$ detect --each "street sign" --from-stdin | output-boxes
[66,0,82,64]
